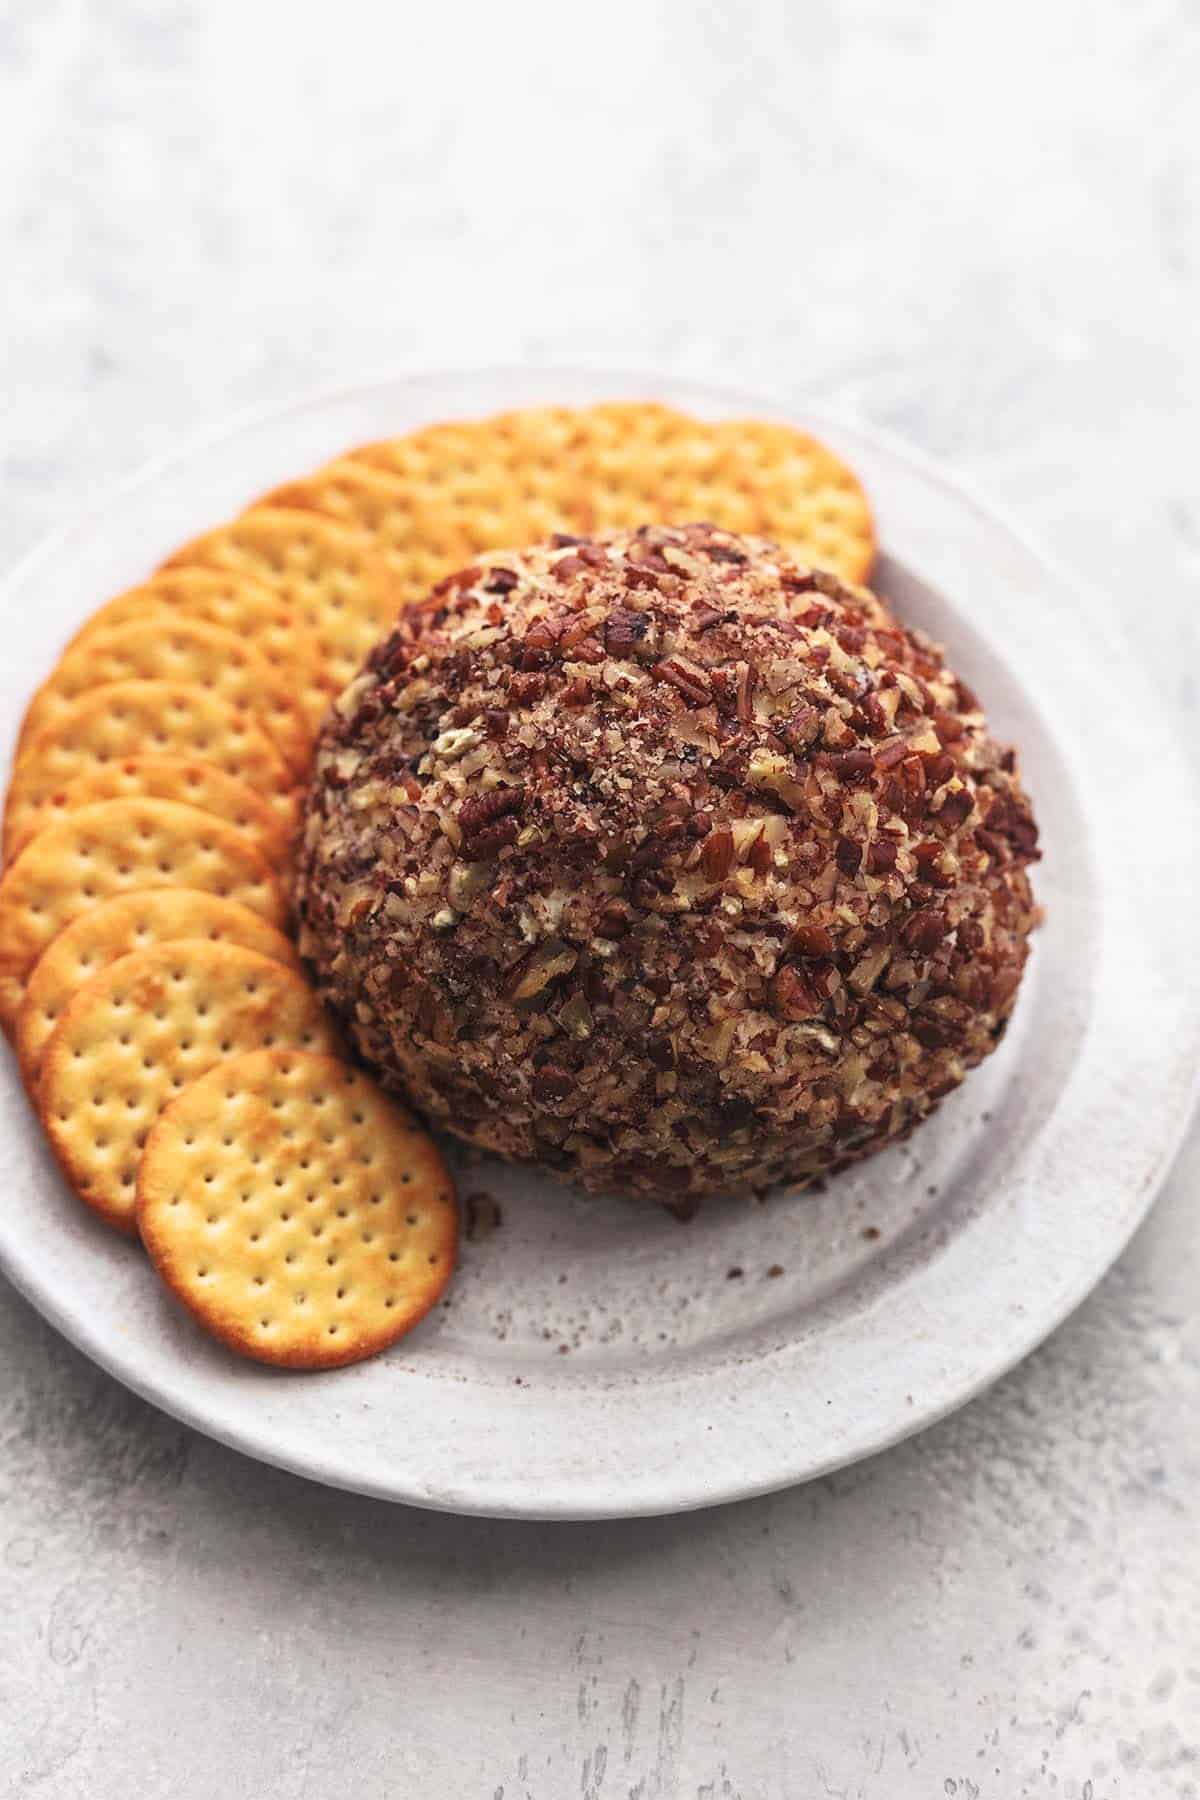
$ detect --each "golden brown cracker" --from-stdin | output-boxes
[4,680,293,859]
[709,418,875,584]
[162,508,397,716]
[19,620,311,777]
[575,418,761,539]
[16,890,300,1084]
[40,944,339,1234]
[137,1049,458,1366]
[5,756,296,870]
[0,798,284,1029]
[565,406,874,575]
[261,458,550,609]
[66,568,319,694]
[275,410,693,603]
[352,402,687,482]
[348,405,608,539]
[330,402,874,589]
[350,406,585,497]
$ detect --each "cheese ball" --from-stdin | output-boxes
[295,524,1040,1208]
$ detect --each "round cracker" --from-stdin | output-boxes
[262,459,551,611]
[337,403,875,589]
[0,798,284,1029]
[351,403,688,483]
[137,1049,458,1367]
[19,619,311,777]
[710,418,876,584]
[272,412,667,601]
[352,409,584,479]
[4,756,296,869]
[16,890,300,1084]
[578,423,763,539]
[276,412,597,603]
[40,944,338,1234]
[162,508,397,720]
[4,680,293,856]
[65,568,318,692]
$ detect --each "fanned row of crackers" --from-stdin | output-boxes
[0,399,875,1369]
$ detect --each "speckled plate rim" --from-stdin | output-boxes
[0,365,1196,1520]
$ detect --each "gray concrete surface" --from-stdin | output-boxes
[2,1,1198,1793]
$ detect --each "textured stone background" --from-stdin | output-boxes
[2,1,1198,1794]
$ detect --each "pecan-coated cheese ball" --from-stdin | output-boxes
[295,524,1040,1207]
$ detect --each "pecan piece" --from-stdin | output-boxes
[509,671,547,705]
[861,693,890,737]
[735,661,758,722]
[654,655,713,705]
[958,919,985,952]
[507,940,578,1005]
[835,836,863,877]
[709,748,748,789]
[911,1014,953,1050]
[701,828,735,880]
[709,667,738,715]
[825,748,874,782]
[595,902,631,939]
[791,923,835,959]
[902,908,948,954]
[567,635,606,665]
[780,704,820,753]
[605,609,651,657]
[748,835,773,875]
[459,786,525,858]
[933,707,965,743]
[518,620,559,669]
[532,1063,574,1103]
[875,736,910,771]
[771,965,822,1021]
[936,787,973,829]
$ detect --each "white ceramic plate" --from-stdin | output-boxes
[1,368,1196,1519]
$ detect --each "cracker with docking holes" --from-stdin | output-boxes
[0,798,285,1029]
[19,619,310,777]
[329,402,877,589]
[40,944,339,1234]
[574,413,761,539]
[162,508,396,720]
[137,1049,458,1366]
[351,401,691,490]
[65,568,319,693]
[570,404,875,579]
[270,407,699,606]
[261,459,529,611]
[351,406,588,479]
[4,680,293,859]
[5,756,296,869]
[709,418,875,584]
[268,411,605,603]
[16,890,300,1085]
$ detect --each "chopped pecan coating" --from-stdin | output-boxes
[296,523,1040,1206]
